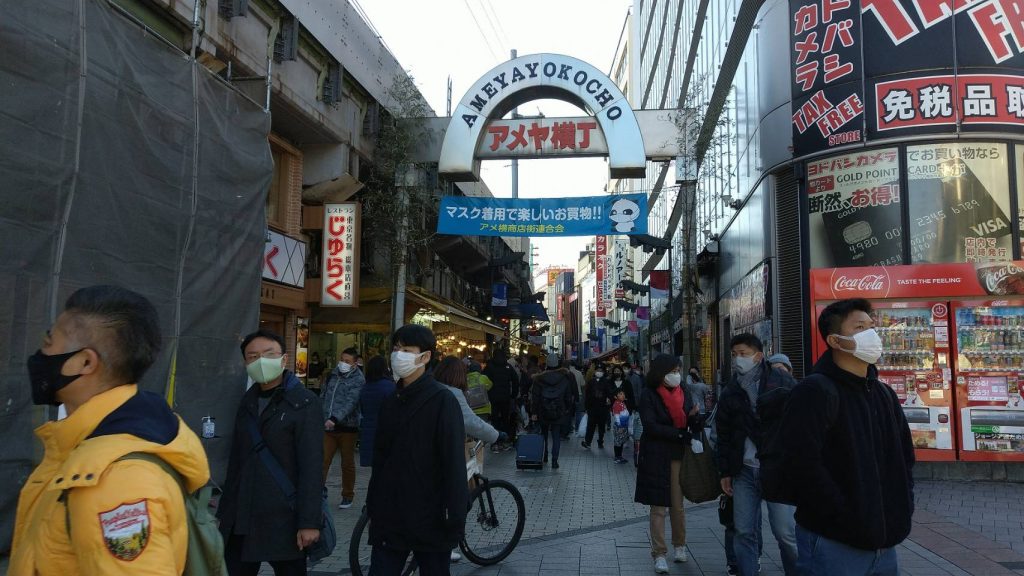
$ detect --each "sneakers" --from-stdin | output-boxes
[614,457,628,464]
[673,545,688,563]
[727,565,738,576]
[450,550,461,562]
[551,460,559,469]
[338,498,353,509]
[597,441,605,449]
[654,556,669,574]
[581,441,591,449]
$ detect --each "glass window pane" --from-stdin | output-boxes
[908,143,1010,264]
[807,148,902,268]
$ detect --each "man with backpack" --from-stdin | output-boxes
[483,349,518,450]
[779,299,914,576]
[530,353,576,469]
[10,285,220,575]
[715,333,798,576]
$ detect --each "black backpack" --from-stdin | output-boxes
[540,377,570,422]
[756,378,839,505]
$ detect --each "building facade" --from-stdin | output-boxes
[629,0,1024,467]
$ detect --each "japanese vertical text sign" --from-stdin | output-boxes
[437,194,647,237]
[596,236,608,318]
[321,203,361,307]
[790,0,865,156]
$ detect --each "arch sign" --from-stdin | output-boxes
[439,53,647,181]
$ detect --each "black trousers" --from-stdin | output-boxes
[491,399,513,439]
[225,535,307,576]
[370,544,450,576]
[584,408,609,444]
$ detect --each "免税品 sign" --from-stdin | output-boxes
[321,203,360,307]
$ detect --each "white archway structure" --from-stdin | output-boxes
[439,53,646,181]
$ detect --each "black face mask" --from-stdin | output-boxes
[26,348,84,406]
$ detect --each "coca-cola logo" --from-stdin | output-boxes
[833,274,887,293]
[981,264,1024,294]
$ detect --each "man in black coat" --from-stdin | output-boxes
[367,324,468,575]
[483,349,517,446]
[715,333,798,576]
[582,363,613,448]
[219,329,323,576]
[780,299,914,576]
[529,353,576,468]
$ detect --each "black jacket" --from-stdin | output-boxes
[584,376,613,411]
[607,375,637,412]
[530,369,576,422]
[483,360,516,403]
[715,362,796,479]
[218,372,323,561]
[780,351,915,551]
[634,386,702,507]
[367,372,468,551]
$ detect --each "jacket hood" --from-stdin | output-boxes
[538,369,567,385]
[37,384,210,494]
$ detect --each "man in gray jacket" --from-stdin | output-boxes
[322,347,365,509]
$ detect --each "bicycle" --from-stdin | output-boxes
[348,440,526,576]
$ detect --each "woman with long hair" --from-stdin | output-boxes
[358,355,395,468]
[433,356,502,444]
[634,353,703,574]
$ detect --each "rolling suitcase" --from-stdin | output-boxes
[515,433,544,470]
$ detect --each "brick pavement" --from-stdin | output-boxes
[269,437,1024,576]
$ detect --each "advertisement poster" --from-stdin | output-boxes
[807,149,903,268]
[789,0,864,156]
[722,263,770,334]
[438,194,647,237]
[791,0,1024,154]
[968,376,1011,402]
[906,143,1011,264]
[1018,147,1024,257]
[321,203,360,307]
[810,261,1024,301]
[295,318,309,381]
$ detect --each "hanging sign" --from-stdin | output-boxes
[596,236,609,318]
[437,194,647,237]
[321,203,361,307]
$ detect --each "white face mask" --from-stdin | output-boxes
[835,329,884,364]
[663,372,682,388]
[338,361,353,374]
[595,371,604,378]
[247,356,285,384]
[733,355,758,375]
[390,350,427,379]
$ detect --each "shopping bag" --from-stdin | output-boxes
[690,437,704,454]
[680,430,722,504]
[575,414,588,438]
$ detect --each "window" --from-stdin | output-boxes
[267,146,292,229]
[907,143,1011,263]
[807,148,903,268]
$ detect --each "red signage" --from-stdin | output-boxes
[596,236,608,318]
[875,74,1024,132]
[811,261,1024,301]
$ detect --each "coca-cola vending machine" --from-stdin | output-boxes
[811,262,1024,462]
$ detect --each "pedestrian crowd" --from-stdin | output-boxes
[9,285,914,576]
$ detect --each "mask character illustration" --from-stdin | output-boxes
[609,199,641,233]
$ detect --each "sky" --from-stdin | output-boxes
[355,0,633,275]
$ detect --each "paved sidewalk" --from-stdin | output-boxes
[289,436,1024,576]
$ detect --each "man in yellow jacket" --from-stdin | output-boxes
[9,285,210,576]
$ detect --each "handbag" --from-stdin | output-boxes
[718,494,734,527]
[680,429,723,504]
[245,415,336,563]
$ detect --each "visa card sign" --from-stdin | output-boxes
[437,194,647,237]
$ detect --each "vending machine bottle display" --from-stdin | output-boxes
[870,304,954,457]
[954,302,1024,458]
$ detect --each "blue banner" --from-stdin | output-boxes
[491,283,507,307]
[437,194,647,237]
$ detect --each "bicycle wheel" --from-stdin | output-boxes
[459,479,526,565]
[348,508,417,576]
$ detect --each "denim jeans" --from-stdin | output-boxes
[724,525,762,567]
[541,423,562,461]
[732,465,798,576]
[796,525,899,576]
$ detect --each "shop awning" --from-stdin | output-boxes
[492,302,549,322]
[590,345,629,364]
[406,286,506,338]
